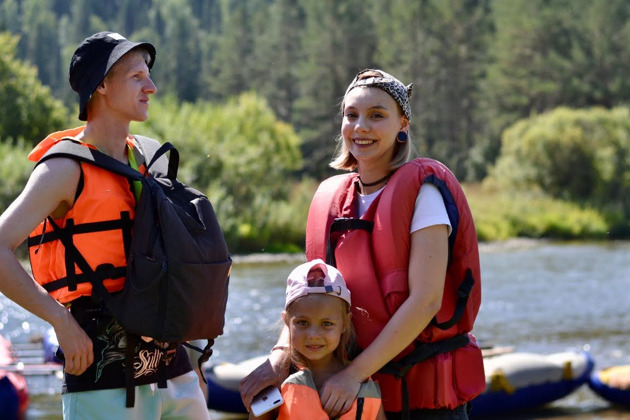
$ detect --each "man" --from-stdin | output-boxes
[0,32,209,419]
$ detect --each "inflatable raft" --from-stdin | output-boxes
[206,350,594,416]
[588,365,630,407]
[206,355,267,413]
[469,350,594,418]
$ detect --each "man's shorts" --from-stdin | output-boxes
[62,370,210,419]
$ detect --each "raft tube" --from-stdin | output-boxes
[470,350,594,418]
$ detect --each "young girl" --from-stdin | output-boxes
[250,259,386,420]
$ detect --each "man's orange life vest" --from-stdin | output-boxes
[278,368,382,420]
[27,127,145,304]
[305,158,485,411]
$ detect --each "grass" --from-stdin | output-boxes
[464,183,610,242]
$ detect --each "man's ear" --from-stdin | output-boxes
[95,80,107,95]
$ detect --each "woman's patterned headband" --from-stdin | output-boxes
[344,69,413,121]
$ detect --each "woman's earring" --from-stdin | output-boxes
[396,131,408,143]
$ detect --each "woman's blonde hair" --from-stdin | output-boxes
[330,69,412,171]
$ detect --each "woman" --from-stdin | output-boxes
[241,69,485,419]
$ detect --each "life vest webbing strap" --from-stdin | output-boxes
[355,397,364,420]
[45,215,117,306]
[326,217,374,267]
[63,219,77,291]
[42,266,126,293]
[27,214,133,248]
[378,334,470,420]
[431,269,475,330]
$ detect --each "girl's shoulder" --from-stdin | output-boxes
[358,377,382,399]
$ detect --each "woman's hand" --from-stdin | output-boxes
[319,369,362,418]
[239,348,290,411]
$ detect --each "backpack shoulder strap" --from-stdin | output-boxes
[37,139,144,181]
[133,135,178,179]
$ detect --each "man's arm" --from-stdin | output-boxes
[0,157,94,375]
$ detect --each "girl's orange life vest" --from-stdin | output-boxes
[305,158,485,411]
[27,127,145,304]
[277,369,383,420]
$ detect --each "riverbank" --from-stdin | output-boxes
[230,238,562,264]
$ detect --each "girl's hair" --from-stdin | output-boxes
[285,296,356,369]
[330,69,412,171]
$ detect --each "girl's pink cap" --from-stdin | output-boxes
[285,259,351,309]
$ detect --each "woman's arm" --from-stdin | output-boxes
[319,224,449,417]
[240,324,291,410]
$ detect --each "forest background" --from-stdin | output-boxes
[2,0,630,254]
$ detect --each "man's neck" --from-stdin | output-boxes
[78,117,131,161]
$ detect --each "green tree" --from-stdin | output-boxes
[568,0,630,108]
[249,0,304,123]
[294,0,377,178]
[206,0,267,101]
[154,0,202,102]
[488,107,630,222]
[0,139,33,213]
[21,0,64,89]
[0,0,20,33]
[372,0,493,180]
[0,32,69,143]
[133,93,304,251]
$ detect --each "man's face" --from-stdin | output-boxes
[97,49,157,122]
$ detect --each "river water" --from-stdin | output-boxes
[2,240,629,419]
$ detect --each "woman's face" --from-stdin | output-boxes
[341,87,408,171]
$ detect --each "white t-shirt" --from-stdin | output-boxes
[357,183,452,236]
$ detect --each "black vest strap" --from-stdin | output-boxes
[45,216,115,305]
[41,216,130,294]
[378,334,470,420]
[326,217,374,267]
[42,266,126,293]
[431,269,475,330]
[355,397,365,420]
[28,215,133,247]
[62,219,77,291]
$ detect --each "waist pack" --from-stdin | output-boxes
[37,136,231,405]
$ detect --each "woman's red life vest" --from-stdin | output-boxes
[27,127,144,304]
[278,369,382,420]
[305,158,485,411]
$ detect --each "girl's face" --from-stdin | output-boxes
[342,87,408,171]
[283,294,349,368]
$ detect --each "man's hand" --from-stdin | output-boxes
[53,311,94,376]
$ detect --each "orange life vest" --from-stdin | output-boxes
[305,158,485,411]
[277,368,382,420]
[27,127,145,304]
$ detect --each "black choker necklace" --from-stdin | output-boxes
[358,173,392,187]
